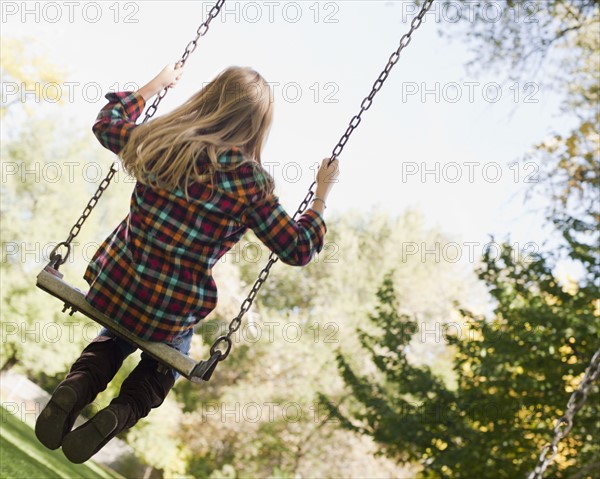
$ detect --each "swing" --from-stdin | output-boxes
[36,0,434,382]
[34,3,599,475]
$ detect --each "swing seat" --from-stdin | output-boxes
[36,265,219,383]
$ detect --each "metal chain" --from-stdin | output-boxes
[328,0,434,162]
[528,347,600,479]
[49,0,226,268]
[142,0,225,121]
[210,0,436,360]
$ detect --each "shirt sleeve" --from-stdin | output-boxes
[236,164,327,267]
[242,197,327,266]
[92,91,146,154]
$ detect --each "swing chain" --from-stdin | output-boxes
[48,1,225,270]
[528,347,600,479]
[210,255,278,361]
[49,163,119,267]
[210,0,435,362]
[181,0,226,64]
[329,0,434,162]
[143,0,226,121]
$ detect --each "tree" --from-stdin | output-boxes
[1,36,65,118]
[438,0,598,84]
[321,257,598,478]
[321,2,600,477]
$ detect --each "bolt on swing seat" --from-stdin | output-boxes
[35,0,434,383]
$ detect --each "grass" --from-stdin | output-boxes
[0,405,123,479]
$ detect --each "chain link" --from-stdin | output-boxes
[212,0,435,361]
[49,0,226,268]
[329,0,433,162]
[528,347,600,479]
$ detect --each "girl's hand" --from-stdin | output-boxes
[315,157,340,200]
[138,63,184,102]
[155,63,184,90]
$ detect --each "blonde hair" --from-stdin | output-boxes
[120,66,275,200]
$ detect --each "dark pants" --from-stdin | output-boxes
[64,326,192,431]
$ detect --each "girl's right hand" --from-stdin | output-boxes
[315,157,340,199]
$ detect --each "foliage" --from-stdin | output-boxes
[322,2,600,478]
[321,253,599,478]
[175,210,472,478]
[439,0,599,84]
[0,36,65,119]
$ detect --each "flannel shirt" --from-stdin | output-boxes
[84,91,327,342]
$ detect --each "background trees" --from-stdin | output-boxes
[2,1,598,477]
[322,2,599,478]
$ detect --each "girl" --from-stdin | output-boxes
[35,64,339,463]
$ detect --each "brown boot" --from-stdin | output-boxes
[61,355,175,463]
[35,335,125,450]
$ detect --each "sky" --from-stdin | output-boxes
[2,0,580,278]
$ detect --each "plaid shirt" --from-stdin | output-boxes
[84,91,326,342]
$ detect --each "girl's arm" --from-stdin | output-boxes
[92,64,184,154]
[242,197,327,267]
[92,92,146,154]
[233,164,330,266]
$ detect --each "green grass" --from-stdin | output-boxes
[0,406,123,479]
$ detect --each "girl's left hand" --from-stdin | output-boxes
[155,63,184,90]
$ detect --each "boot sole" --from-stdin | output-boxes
[35,385,78,450]
[62,408,118,464]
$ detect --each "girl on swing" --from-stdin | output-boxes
[36,64,339,463]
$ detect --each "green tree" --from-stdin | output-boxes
[321,2,600,477]
[321,252,598,477]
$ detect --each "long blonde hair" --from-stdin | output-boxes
[120,66,275,200]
